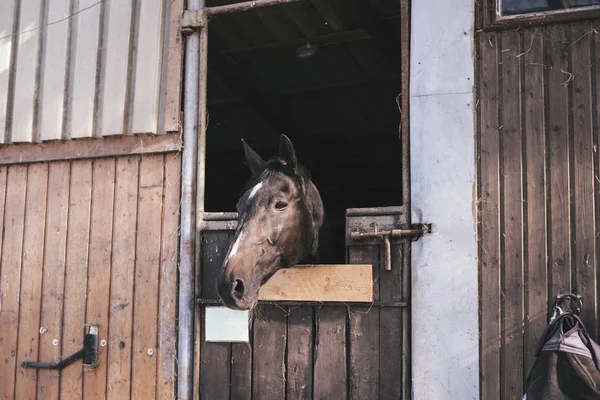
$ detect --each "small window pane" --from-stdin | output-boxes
[500,0,600,15]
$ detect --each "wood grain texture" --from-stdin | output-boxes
[545,24,572,300]
[569,22,597,335]
[522,28,548,376]
[156,152,181,399]
[258,264,373,302]
[230,342,253,400]
[131,154,164,400]
[0,133,182,165]
[499,29,524,399]
[82,158,115,400]
[478,31,501,400]
[60,160,92,400]
[313,307,347,400]
[286,307,313,400]
[252,305,287,400]
[14,164,47,400]
[106,156,139,400]
[36,162,70,400]
[0,165,27,399]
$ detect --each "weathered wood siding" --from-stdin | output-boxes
[0,0,183,144]
[477,20,600,399]
[0,151,181,399]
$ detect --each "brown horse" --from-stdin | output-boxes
[217,135,325,310]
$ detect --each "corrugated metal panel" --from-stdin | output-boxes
[0,0,183,144]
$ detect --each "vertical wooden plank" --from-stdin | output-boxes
[522,28,548,376]
[39,0,70,141]
[313,307,347,400]
[286,307,313,400]
[199,231,233,399]
[68,0,102,138]
[82,158,116,399]
[570,22,597,335]
[131,0,165,134]
[0,0,17,143]
[106,156,139,400]
[200,323,231,400]
[164,0,185,132]
[348,246,380,400]
[380,245,403,398]
[0,165,26,399]
[11,0,43,142]
[478,31,501,400]
[252,305,287,400]
[36,162,70,399]
[14,164,48,400]
[545,24,572,300]
[156,153,180,399]
[230,342,253,400]
[98,0,133,136]
[499,30,524,399]
[595,20,600,342]
[60,160,92,400]
[348,308,379,400]
[131,154,164,400]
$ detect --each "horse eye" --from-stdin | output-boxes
[275,201,288,210]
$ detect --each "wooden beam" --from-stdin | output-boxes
[0,133,182,165]
[258,264,373,302]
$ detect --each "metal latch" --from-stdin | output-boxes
[350,223,432,270]
[21,324,99,370]
[181,10,205,34]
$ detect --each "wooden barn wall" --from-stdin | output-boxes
[477,20,600,399]
[0,151,181,399]
[0,0,184,144]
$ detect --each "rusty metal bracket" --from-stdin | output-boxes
[350,223,432,271]
[181,10,205,34]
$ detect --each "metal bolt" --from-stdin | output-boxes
[147,348,154,356]
[100,339,107,347]
[52,339,58,346]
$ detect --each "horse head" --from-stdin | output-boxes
[217,135,324,310]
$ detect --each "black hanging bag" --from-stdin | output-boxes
[523,294,600,400]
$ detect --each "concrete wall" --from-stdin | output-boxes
[410,1,479,399]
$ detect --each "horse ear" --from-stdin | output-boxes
[303,180,324,256]
[278,134,297,172]
[242,139,265,174]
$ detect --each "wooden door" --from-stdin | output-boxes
[196,205,412,399]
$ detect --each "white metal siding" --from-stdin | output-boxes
[0,0,182,143]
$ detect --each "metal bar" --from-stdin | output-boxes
[196,298,409,308]
[346,206,405,217]
[384,235,392,271]
[350,227,427,241]
[204,0,299,16]
[203,211,238,221]
[178,0,203,398]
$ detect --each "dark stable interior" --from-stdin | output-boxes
[204,0,404,262]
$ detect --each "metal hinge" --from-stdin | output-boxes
[181,10,205,34]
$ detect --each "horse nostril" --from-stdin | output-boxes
[232,279,245,299]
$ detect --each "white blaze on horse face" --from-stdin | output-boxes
[248,181,263,201]
[225,231,245,264]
